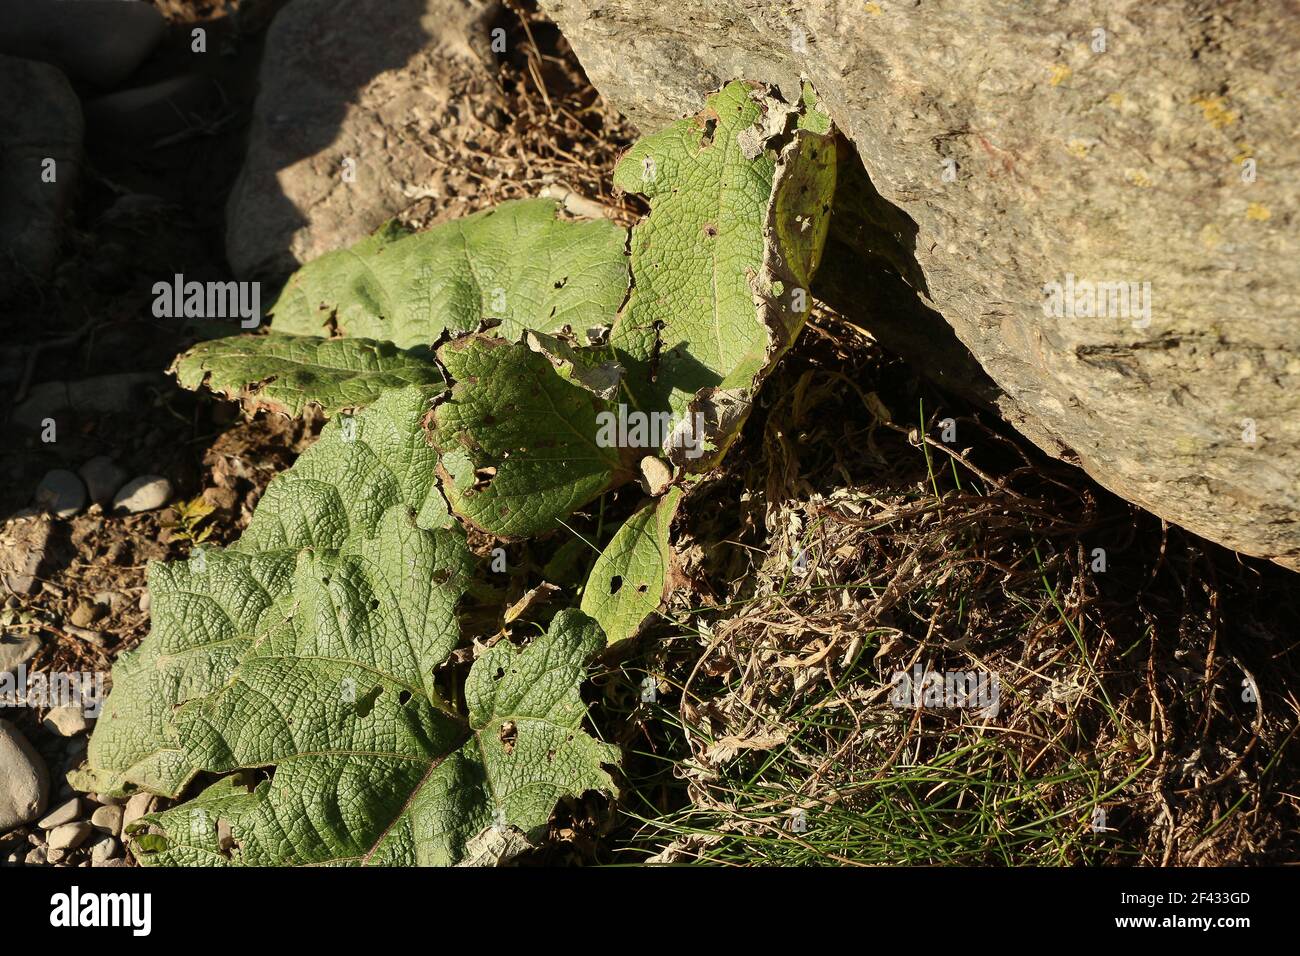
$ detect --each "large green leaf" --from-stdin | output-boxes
[428,334,632,539]
[268,199,630,348]
[170,333,443,416]
[74,385,448,797]
[610,81,836,469]
[130,600,615,867]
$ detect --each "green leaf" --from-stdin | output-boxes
[74,385,450,797]
[130,595,616,867]
[69,547,296,797]
[428,334,631,539]
[237,383,454,550]
[580,488,683,645]
[268,199,630,349]
[170,333,443,416]
[610,81,836,469]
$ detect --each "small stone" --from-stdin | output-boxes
[0,633,39,674]
[78,456,128,504]
[90,803,123,836]
[42,704,91,738]
[47,821,91,851]
[24,846,47,866]
[46,847,66,864]
[90,835,120,863]
[69,601,101,628]
[112,475,172,514]
[0,720,49,830]
[37,796,79,830]
[122,792,154,827]
[138,590,151,613]
[34,469,86,518]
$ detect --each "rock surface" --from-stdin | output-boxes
[226,0,504,278]
[0,55,82,303]
[540,0,1300,569]
[0,720,49,830]
[0,0,166,89]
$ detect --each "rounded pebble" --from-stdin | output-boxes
[112,474,172,513]
[34,469,87,518]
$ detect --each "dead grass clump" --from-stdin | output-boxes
[619,315,1300,865]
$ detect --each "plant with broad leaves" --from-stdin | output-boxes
[77,81,837,866]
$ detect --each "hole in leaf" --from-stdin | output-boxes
[369,599,380,611]
[609,575,623,594]
[636,583,648,593]
[354,684,382,718]
[398,690,412,705]
[499,720,517,753]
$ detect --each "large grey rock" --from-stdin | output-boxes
[226,0,503,279]
[0,0,165,89]
[0,720,49,830]
[0,55,82,302]
[540,0,1300,569]
[11,373,166,431]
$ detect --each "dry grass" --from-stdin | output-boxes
[606,313,1300,866]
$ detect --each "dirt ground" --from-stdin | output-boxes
[1,0,1297,868]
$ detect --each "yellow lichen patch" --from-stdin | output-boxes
[864,1,882,15]
[1050,64,1072,87]
[1199,223,1223,250]
[1191,94,1237,129]
[1246,203,1271,222]
[1105,92,1125,108]
[1124,168,1151,187]
[1234,141,1254,163]
[1066,138,1094,158]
